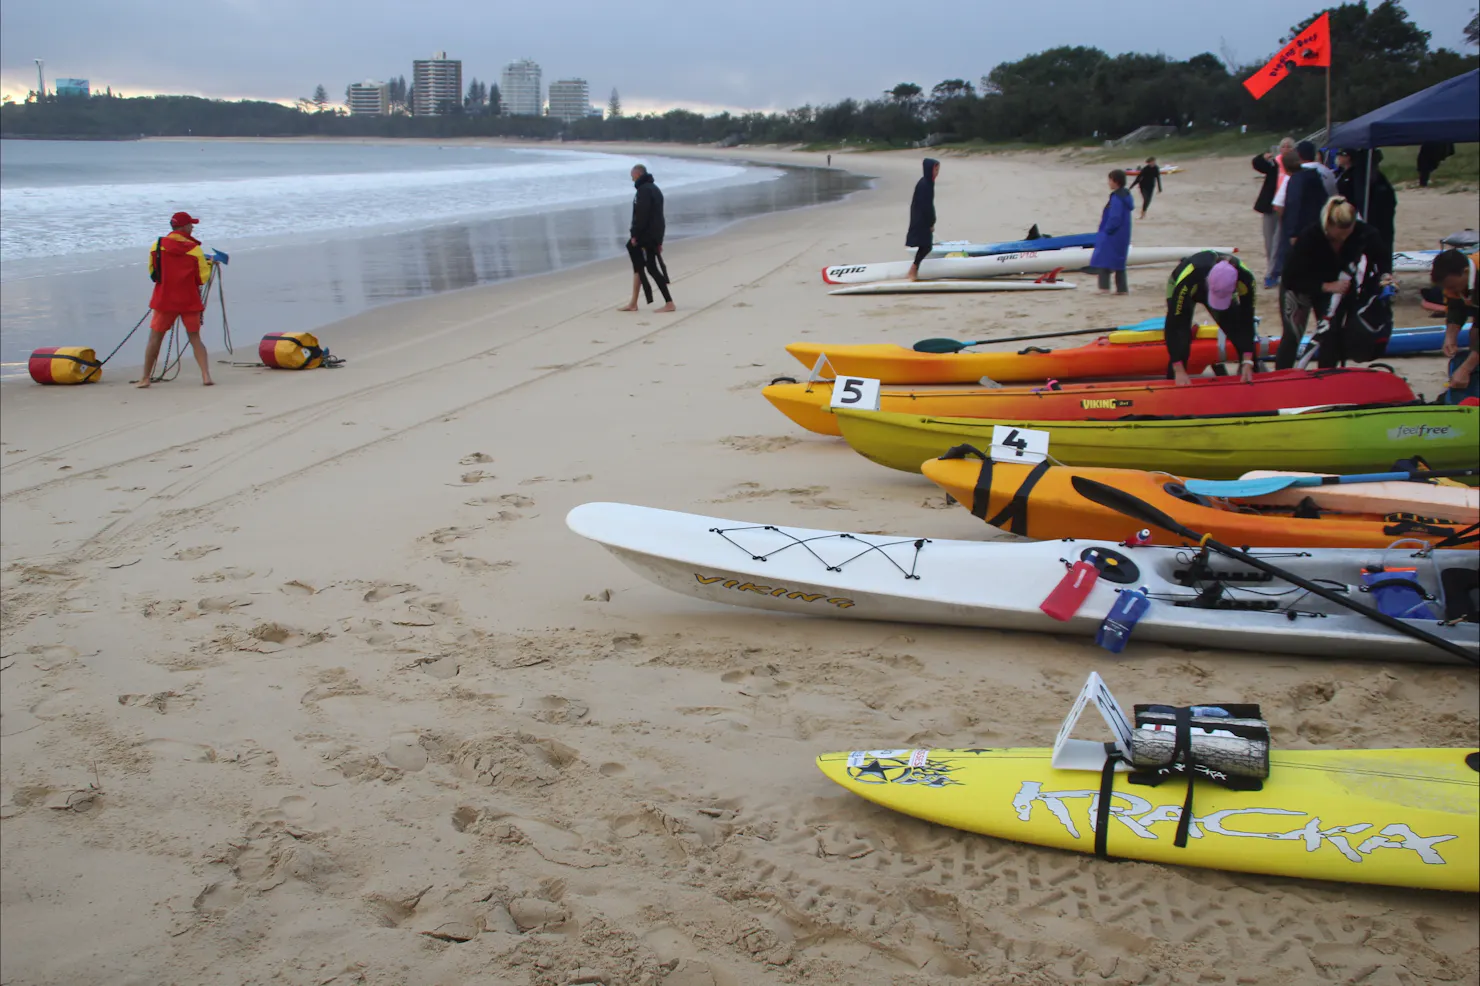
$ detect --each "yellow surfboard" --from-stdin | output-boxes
[816,747,1479,891]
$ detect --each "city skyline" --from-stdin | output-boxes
[2,0,1472,112]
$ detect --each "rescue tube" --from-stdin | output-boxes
[259,332,324,370]
[29,347,102,385]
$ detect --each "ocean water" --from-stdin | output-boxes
[0,140,865,376]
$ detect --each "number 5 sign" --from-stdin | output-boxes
[829,376,882,412]
[990,425,1050,464]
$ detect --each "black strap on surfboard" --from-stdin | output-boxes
[1094,744,1125,861]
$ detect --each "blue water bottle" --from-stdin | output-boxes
[1096,587,1151,654]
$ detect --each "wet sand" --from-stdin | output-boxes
[1,143,1475,986]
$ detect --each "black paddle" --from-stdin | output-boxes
[914,324,1124,354]
[1068,475,1478,664]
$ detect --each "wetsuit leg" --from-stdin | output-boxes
[1275,288,1314,370]
[1097,269,1111,291]
[642,246,672,304]
[1114,269,1128,294]
[1140,186,1153,213]
[913,244,932,268]
[628,242,654,304]
[1163,288,1196,377]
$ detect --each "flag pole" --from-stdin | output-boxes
[1324,37,1333,143]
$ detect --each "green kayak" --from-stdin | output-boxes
[833,403,1479,478]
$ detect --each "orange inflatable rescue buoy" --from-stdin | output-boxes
[29,347,102,385]
[259,332,325,370]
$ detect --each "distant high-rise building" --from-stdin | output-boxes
[348,80,389,116]
[54,78,89,98]
[412,51,462,116]
[587,106,605,119]
[547,78,591,124]
[500,59,543,117]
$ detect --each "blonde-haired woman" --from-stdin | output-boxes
[1277,196,1388,369]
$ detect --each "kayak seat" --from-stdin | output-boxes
[1440,567,1479,623]
[1292,496,1323,520]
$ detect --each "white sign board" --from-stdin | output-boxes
[829,376,882,412]
[1050,671,1136,771]
[989,425,1050,464]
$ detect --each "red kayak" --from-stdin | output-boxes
[762,368,1417,436]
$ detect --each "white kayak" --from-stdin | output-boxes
[1393,251,1441,273]
[822,246,1232,285]
[566,502,1479,664]
[829,279,1076,296]
[1237,470,1480,524]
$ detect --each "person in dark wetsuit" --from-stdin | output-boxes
[1278,197,1387,369]
[1431,248,1478,403]
[1131,157,1162,219]
[1163,251,1259,386]
[905,158,940,281]
[620,164,674,312]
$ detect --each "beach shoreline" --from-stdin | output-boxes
[2,145,1475,986]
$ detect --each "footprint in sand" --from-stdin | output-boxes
[280,580,317,596]
[517,475,591,486]
[139,738,218,762]
[409,594,460,615]
[194,566,256,583]
[598,762,626,777]
[29,690,82,720]
[721,435,801,454]
[168,545,221,562]
[198,595,253,613]
[453,470,495,486]
[363,584,416,603]
[428,526,479,545]
[118,691,189,713]
[459,452,493,465]
[528,695,590,724]
[258,794,317,827]
[435,551,511,573]
[385,732,430,772]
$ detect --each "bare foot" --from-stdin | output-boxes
[135,380,151,389]
[202,379,214,386]
[654,302,676,313]
[617,304,638,312]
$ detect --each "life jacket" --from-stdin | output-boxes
[29,347,102,385]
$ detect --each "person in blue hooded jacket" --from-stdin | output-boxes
[905,158,940,281]
[1090,170,1134,293]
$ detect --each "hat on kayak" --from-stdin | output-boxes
[1207,259,1239,310]
[170,211,200,228]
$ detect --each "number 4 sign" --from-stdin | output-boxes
[829,376,882,412]
[990,425,1050,464]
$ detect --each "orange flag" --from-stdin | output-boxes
[1243,13,1332,100]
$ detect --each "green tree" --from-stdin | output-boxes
[1466,9,1478,44]
[608,88,622,118]
[488,83,502,115]
[312,84,328,111]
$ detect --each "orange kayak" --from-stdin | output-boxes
[920,455,1477,551]
[763,367,1414,436]
[786,332,1279,385]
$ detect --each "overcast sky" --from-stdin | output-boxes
[2,0,1473,112]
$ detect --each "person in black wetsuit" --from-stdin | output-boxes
[1163,251,1258,386]
[1132,157,1162,219]
[905,158,940,281]
[1278,197,1388,369]
[620,164,674,312]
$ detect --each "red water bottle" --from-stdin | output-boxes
[1040,557,1101,621]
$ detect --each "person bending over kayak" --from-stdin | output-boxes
[905,158,939,282]
[1164,251,1258,386]
[1277,197,1387,369]
[1431,248,1478,403]
[620,164,674,313]
[139,211,215,388]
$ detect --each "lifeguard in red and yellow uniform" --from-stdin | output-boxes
[139,211,215,387]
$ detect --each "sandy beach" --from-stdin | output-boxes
[2,143,1476,986]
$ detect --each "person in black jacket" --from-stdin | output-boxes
[1335,148,1397,275]
[620,164,674,312]
[905,158,940,281]
[1416,142,1454,187]
[1163,251,1259,386]
[1131,157,1161,219]
[1278,197,1388,369]
[1252,137,1294,275]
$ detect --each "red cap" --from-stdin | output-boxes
[170,211,200,228]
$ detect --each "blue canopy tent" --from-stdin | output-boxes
[1326,69,1478,231]
[1327,69,1479,148]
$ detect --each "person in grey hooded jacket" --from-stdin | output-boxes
[905,158,940,281]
